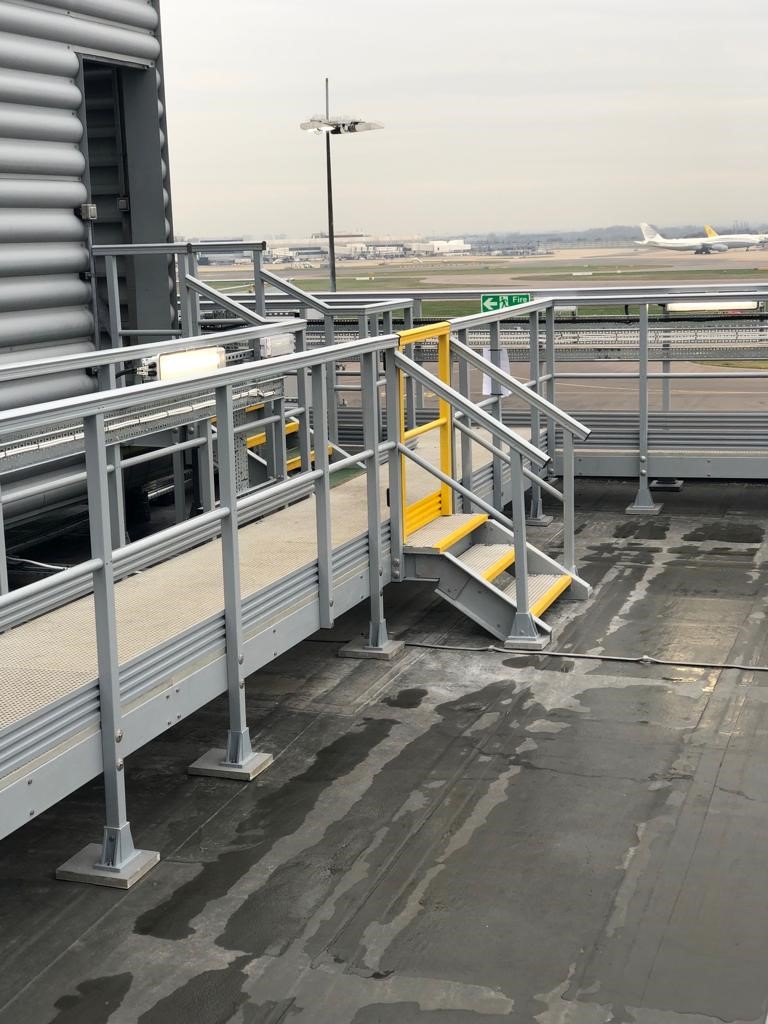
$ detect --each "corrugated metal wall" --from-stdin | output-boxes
[0,0,169,411]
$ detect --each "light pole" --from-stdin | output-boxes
[301,79,382,292]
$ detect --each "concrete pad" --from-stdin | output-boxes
[187,748,273,781]
[55,844,159,890]
[338,637,406,661]
[625,500,663,515]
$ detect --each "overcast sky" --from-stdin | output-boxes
[160,0,767,238]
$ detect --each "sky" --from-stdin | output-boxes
[159,0,767,239]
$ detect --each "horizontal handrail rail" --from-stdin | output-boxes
[452,337,591,440]
[185,275,268,325]
[452,416,564,502]
[450,298,555,329]
[259,266,333,314]
[237,468,322,513]
[393,350,549,468]
[553,371,768,380]
[0,320,307,384]
[326,298,413,314]
[0,335,399,437]
[259,267,413,318]
[112,508,229,567]
[93,241,266,256]
[0,557,102,617]
[398,443,519,545]
[299,285,768,304]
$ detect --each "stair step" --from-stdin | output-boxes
[405,513,488,552]
[501,573,571,618]
[457,543,515,581]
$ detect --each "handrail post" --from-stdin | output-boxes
[661,329,671,413]
[101,254,120,389]
[457,328,473,512]
[172,426,187,523]
[405,368,417,432]
[188,383,273,781]
[339,351,404,660]
[56,412,159,886]
[294,327,312,472]
[506,447,548,649]
[252,247,265,318]
[544,304,557,475]
[489,319,503,509]
[527,311,552,525]
[0,483,8,595]
[106,444,126,548]
[178,252,196,338]
[197,420,215,512]
[385,349,404,580]
[627,303,662,515]
[312,363,334,628]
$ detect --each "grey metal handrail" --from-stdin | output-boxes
[0,335,399,437]
[393,350,549,468]
[451,337,591,440]
[0,320,306,384]
[185,274,269,325]
[451,416,564,502]
[93,241,267,256]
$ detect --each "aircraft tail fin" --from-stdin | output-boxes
[704,224,718,238]
[640,223,661,241]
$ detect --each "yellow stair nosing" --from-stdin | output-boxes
[481,548,516,581]
[530,574,572,618]
[431,514,488,552]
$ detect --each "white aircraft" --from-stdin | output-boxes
[636,223,728,254]
[703,224,768,250]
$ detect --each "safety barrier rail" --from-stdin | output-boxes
[393,322,587,640]
[0,333,400,881]
[92,242,415,446]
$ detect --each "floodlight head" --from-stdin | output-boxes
[300,118,334,133]
[340,119,384,133]
[300,117,383,135]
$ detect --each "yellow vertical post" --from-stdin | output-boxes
[436,325,453,516]
[397,322,454,538]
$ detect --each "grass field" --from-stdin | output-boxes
[203,254,767,320]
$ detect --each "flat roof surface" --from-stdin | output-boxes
[1,480,767,1023]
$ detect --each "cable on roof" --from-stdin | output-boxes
[307,637,768,674]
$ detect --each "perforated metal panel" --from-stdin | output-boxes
[0,378,284,472]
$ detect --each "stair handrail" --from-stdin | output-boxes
[185,274,269,325]
[451,337,591,442]
[393,350,549,469]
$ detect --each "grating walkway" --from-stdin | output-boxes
[0,427,521,734]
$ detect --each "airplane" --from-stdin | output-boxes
[636,223,728,254]
[703,225,768,250]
